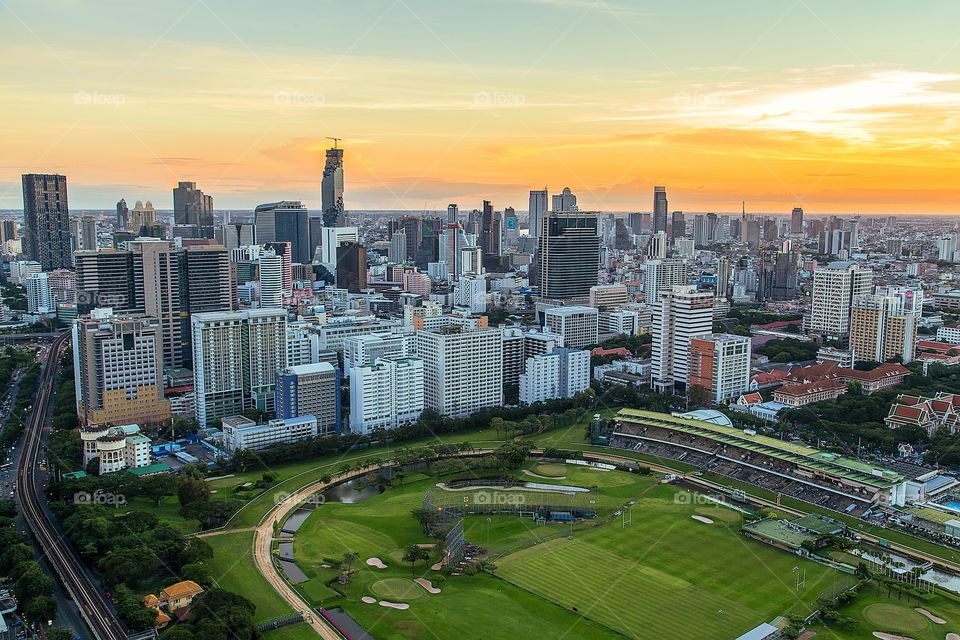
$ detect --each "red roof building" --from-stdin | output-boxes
[886,392,960,435]
[773,379,848,407]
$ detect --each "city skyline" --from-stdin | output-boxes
[3,1,960,214]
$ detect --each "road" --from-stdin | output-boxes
[17,332,128,640]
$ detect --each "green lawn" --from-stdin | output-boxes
[262,623,321,640]
[287,465,853,639]
[808,588,960,639]
[206,531,295,623]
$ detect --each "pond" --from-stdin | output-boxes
[322,477,383,504]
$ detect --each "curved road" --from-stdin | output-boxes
[18,332,127,640]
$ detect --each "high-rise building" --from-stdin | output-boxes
[258,250,285,308]
[850,294,917,365]
[191,308,287,426]
[388,217,422,263]
[551,187,577,212]
[715,256,731,300]
[589,284,628,309]
[116,199,129,230]
[528,188,548,239]
[343,333,405,373]
[389,230,407,264]
[130,200,157,234]
[771,250,798,300]
[454,273,487,313]
[349,356,424,434]
[70,216,98,254]
[321,145,345,227]
[670,211,685,240]
[263,241,293,296]
[646,230,668,259]
[652,186,668,234]
[937,234,958,263]
[790,207,804,235]
[807,262,873,340]
[220,221,256,253]
[25,272,52,314]
[519,347,590,405]
[336,241,367,293]
[416,326,503,418]
[544,306,598,349]
[693,213,718,248]
[172,181,214,238]
[536,211,600,299]
[688,334,752,405]
[501,328,525,387]
[651,285,715,393]
[644,258,687,303]
[22,174,72,270]
[274,362,341,435]
[479,200,502,270]
[320,226,359,270]
[72,309,170,426]
[254,201,311,265]
[0,220,18,243]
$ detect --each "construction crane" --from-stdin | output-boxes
[326,136,341,149]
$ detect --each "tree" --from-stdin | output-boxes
[85,457,100,476]
[135,474,177,507]
[178,475,210,506]
[181,561,214,587]
[22,595,56,625]
[46,630,74,640]
[491,417,505,440]
[686,384,710,409]
[402,544,430,578]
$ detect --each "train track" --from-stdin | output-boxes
[17,333,128,640]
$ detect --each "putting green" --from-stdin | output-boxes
[533,463,567,477]
[863,603,929,633]
[371,579,423,600]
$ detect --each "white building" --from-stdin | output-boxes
[286,321,322,367]
[454,273,487,313]
[416,326,503,418]
[343,333,406,375]
[258,250,285,308]
[349,355,424,434]
[651,285,714,393]
[589,284,628,309]
[25,272,52,314]
[80,424,152,475]
[938,325,960,344]
[807,261,873,340]
[519,348,590,405]
[644,258,687,303]
[320,226,359,270]
[543,306,598,349]
[600,309,640,336]
[221,415,318,453]
[8,260,41,285]
[688,334,752,405]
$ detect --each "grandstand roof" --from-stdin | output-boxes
[679,409,733,427]
[616,409,905,489]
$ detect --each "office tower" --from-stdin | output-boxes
[25,272,52,314]
[790,207,804,234]
[320,226,359,269]
[808,262,873,340]
[460,245,483,276]
[72,309,170,426]
[646,230,667,259]
[181,244,234,313]
[670,211,685,240]
[745,219,761,249]
[715,256,731,301]
[343,333,405,372]
[528,188,548,238]
[274,362,341,435]
[254,201,311,264]
[221,221,256,253]
[479,200,502,270]
[321,144,345,227]
[519,348,584,405]
[544,306,598,349]
[644,258,687,302]
[887,238,903,257]
[0,220,17,243]
[772,250,798,300]
[551,187,577,212]
[263,241,293,296]
[938,235,958,262]
[652,186,668,234]
[172,181,214,238]
[675,238,695,258]
[627,212,646,235]
[850,294,917,365]
[589,284,628,309]
[258,250,284,308]
[131,239,185,369]
[688,334,752,405]
[22,174,72,270]
[286,322,322,367]
[454,273,487,313]
[388,217,422,263]
[349,355,424,434]
[536,211,600,299]
[116,199,129,229]
[192,308,287,426]
[650,285,715,393]
[849,218,860,250]
[693,213,718,248]
[389,230,407,263]
[130,200,157,233]
[71,216,98,252]
[336,241,367,293]
[416,326,503,418]
[503,207,518,247]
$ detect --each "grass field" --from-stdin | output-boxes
[205,530,295,623]
[807,589,960,639]
[286,463,854,639]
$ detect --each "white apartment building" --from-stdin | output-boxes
[644,259,687,303]
[343,333,406,374]
[286,321,322,367]
[314,317,400,353]
[416,326,503,418]
[258,250,284,308]
[600,309,641,336]
[221,415,318,453]
[651,285,715,393]
[8,260,41,285]
[454,273,487,313]
[938,325,960,344]
[519,348,590,405]
[544,306,598,349]
[349,356,424,434]
[25,272,52,314]
[689,334,752,405]
[807,262,873,340]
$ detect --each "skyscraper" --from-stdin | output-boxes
[528,188,548,239]
[116,199,129,230]
[336,241,367,293]
[644,258,687,302]
[650,285,715,393]
[807,262,873,339]
[670,211,685,240]
[536,211,600,299]
[258,250,284,308]
[255,201,311,264]
[652,186,668,234]
[130,200,157,233]
[71,216,98,252]
[22,173,72,270]
[790,207,804,235]
[321,145,345,227]
[415,325,503,418]
[275,363,341,435]
[688,334,752,405]
[172,181,214,238]
[850,294,917,364]
[480,200,502,270]
[551,187,577,212]
[350,356,424,434]
[263,241,293,295]
[220,221,256,253]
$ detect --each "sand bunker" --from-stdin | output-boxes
[415,578,441,594]
[366,557,388,569]
[915,608,946,624]
[946,633,960,640]
[361,596,376,604]
[691,515,714,524]
[379,600,410,610]
[872,633,916,640]
[430,562,443,571]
